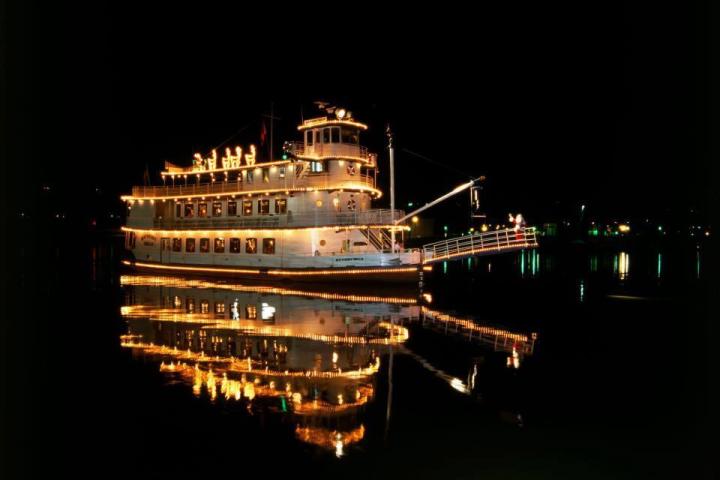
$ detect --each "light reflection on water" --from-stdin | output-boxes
[119,274,537,457]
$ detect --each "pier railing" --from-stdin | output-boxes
[422,227,538,264]
[152,208,405,230]
[131,173,376,198]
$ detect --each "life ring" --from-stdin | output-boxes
[347,198,356,211]
[346,164,356,175]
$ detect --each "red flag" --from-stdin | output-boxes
[260,121,267,146]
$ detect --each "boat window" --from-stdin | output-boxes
[184,203,195,218]
[212,201,222,217]
[245,304,257,320]
[306,130,313,146]
[315,130,321,144]
[246,170,253,183]
[262,238,275,254]
[186,238,196,252]
[243,200,253,215]
[263,168,270,183]
[200,238,210,252]
[175,203,182,218]
[322,128,330,144]
[214,237,225,253]
[310,161,324,173]
[198,202,208,217]
[353,241,368,247]
[186,298,195,313]
[245,238,257,254]
[229,238,241,253]
[172,238,182,252]
[341,128,359,144]
[258,199,270,215]
[227,201,237,216]
[279,167,285,178]
[274,198,287,214]
[200,300,209,314]
[214,302,225,316]
[331,127,340,143]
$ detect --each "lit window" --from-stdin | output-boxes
[214,238,225,253]
[274,198,287,214]
[229,238,241,253]
[172,238,182,252]
[263,238,275,254]
[200,300,209,314]
[186,298,195,313]
[258,199,270,215]
[331,127,340,143]
[212,202,222,217]
[198,202,208,217]
[310,161,324,173]
[227,201,237,216]
[245,238,257,254]
[243,200,253,216]
[200,238,210,253]
[214,302,225,315]
[279,167,285,178]
[184,203,195,218]
[185,238,196,252]
[245,304,257,320]
[263,168,270,183]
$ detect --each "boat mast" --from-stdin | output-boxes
[387,125,396,252]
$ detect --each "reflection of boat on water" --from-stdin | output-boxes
[120,273,538,454]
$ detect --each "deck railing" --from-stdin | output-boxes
[422,227,538,264]
[287,142,373,163]
[131,173,376,198]
[152,208,405,230]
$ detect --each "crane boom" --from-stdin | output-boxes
[394,178,480,225]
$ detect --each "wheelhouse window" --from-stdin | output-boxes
[172,238,182,252]
[331,127,340,143]
[341,128,359,144]
[200,238,210,252]
[227,200,237,216]
[229,238,241,253]
[274,198,287,214]
[306,130,313,146]
[184,203,195,218]
[243,200,253,216]
[246,171,254,184]
[212,201,222,216]
[198,202,208,217]
[185,238,196,252]
[262,238,275,254]
[322,128,330,144]
[315,130,321,144]
[262,169,270,183]
[245,238,257,254]
[175,203,182,218]
[214,238,225,253]
[258,199,270,215]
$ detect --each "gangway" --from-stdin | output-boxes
[422,227,538,264]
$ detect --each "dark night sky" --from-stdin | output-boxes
[5,3,712,226]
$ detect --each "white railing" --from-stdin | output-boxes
[422,227,538,264]
[153,209,405,230]
[131,172,376,198]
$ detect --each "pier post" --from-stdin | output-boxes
[387,125,396,253]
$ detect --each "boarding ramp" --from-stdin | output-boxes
[422,227,538,264]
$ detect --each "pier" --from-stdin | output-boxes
[422,227,538,264]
